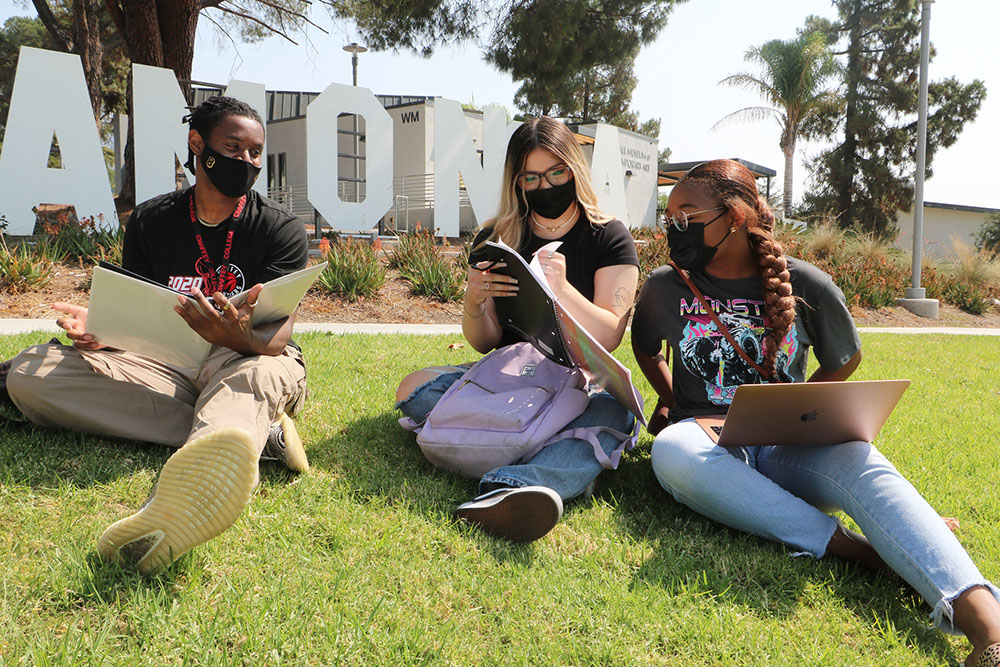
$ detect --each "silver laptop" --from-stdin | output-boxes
[699,380,910,447]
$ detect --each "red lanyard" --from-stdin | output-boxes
[188,189,246,294]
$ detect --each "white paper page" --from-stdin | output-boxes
[86,266,210,369]
[230,262,328,326]
[86,262,328,369]
[491,236,563,301]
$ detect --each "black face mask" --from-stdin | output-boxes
[667,215,733,272]
[523,179,577,219]
[199,144,261,198]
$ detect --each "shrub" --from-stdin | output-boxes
[399,249,466,302]
[388,228,466,302]
[316,238,386,302]
[35,211,124,265]
[938,240,998,314]
[975,211,1000,254]
[387,228,437,274]
[0,236,53,293]
[633,226,670,286]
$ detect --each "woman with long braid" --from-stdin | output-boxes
[631,160,1000,667]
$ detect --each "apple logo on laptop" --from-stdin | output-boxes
[801,410,818,422]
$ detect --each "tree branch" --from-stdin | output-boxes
[213,3,299,45]
[250,0,329,34]
[31,0,73,51]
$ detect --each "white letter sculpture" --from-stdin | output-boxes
[433,100,519,237]
[0,47,117,235]
[133,65,269,204]
[306,82,393,231]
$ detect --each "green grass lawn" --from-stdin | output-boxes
[0,331,997,665]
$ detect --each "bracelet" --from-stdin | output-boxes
[463,301,487,319]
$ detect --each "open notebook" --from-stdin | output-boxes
[481,237,645,425]
[86,261,326,369]
[698,379,910,447]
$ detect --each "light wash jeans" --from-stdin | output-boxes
[397,370,635,501]
[651,418,1000,634]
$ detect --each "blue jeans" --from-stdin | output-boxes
[651,418,1000,634]
[397,371,635,501]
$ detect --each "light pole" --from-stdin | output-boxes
[343,42,367,204]
[898,0,938,319]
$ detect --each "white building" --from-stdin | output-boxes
[895,202,999,257]
[193,87,660,237]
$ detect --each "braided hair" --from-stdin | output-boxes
[678,159,795,381]
[183,95,263,172]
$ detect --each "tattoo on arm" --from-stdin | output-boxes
[612,287,631,315]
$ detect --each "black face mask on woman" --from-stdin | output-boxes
[667,211,732,272]
[199,144,261,198]
[524,179,577,219]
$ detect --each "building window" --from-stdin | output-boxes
[267,152,287,191]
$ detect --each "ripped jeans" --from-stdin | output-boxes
[397,369,635,501]
[651,418,1000,634]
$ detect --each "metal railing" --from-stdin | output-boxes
[270,175,474,236]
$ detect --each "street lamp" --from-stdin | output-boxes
[898,0,938,318]
[343,42,368,204]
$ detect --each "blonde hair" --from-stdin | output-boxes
[478,117,613,251]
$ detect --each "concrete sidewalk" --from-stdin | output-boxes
[2,318,1000,336]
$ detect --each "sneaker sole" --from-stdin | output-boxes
[455,489,562,543]
[278,412,309,472]
[97,428,257,575]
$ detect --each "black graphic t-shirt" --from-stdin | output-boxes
[631,257,860,423]
[122,187,308,299]
[468,218,639,349]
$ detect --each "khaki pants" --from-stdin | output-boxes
[6,342,307,454]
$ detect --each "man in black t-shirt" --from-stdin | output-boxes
[3,97,310,575]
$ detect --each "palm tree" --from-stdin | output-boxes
[714,32,839,219]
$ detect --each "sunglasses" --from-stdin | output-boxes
[517,164,572,191]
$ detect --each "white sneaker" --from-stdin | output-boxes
[455,486,563,543]
[97,428,258,575]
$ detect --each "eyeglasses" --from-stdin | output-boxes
[517,164,572,191]
[663,206,727,232]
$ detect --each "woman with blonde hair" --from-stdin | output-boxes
[395,116,639,542]
[631,159,1000,667]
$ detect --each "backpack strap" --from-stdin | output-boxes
[669,261,771,380]
[540,424,637,470]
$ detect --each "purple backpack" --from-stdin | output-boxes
[401,342,635,479]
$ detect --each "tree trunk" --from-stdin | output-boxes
[782,141,794,219]
[836,0,863,229]
[73,0,104,130]
[112,0,202,210]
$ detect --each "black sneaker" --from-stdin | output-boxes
[455,486,563,542]
[260,412,309,472]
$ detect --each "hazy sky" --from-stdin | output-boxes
[2,0,996,210]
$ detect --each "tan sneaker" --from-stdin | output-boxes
[97,428,257,575]
[260,412,309,472]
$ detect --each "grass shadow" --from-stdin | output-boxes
[0,421,170,489]
[601,441,958,664]
[303,409,542,565]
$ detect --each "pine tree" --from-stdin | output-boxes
[800,0,986,237]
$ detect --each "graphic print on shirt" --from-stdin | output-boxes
[167,262,246,301]
[677,295,798,405]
